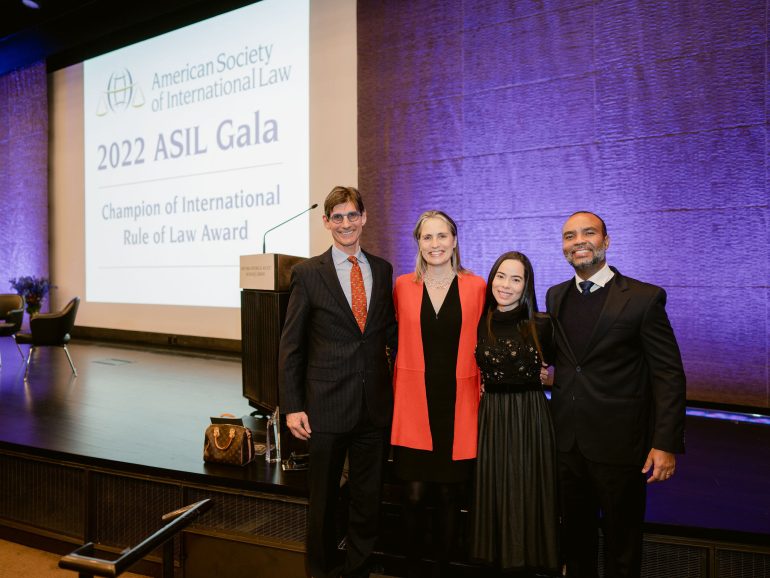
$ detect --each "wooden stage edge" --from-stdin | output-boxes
[0,339,769,578]
[72,325,241,354]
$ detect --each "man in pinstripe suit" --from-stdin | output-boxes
[279,186,397,578]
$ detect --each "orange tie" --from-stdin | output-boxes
[348,255,367,332]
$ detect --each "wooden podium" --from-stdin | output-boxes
[240,253,305,413]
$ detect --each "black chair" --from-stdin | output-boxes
[16,296,80,378]
[0,294,25,367]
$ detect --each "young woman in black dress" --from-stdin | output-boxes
[469,251,560,575]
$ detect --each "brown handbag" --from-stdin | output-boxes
[203,424,254,466]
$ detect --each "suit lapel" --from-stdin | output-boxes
[550,280,578,364]
[549,280,571,320]
[580,268,630,361]
[363,250,381,332]
[318,248,359,330]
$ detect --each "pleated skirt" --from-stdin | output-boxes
[469,388,560,572]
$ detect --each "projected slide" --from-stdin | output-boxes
[83,0,309,308]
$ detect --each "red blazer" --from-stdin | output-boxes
[391,272,486,460]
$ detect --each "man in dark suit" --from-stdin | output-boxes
[546,211,686,578]
[279,186,396,578]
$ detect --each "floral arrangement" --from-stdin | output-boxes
[8,276,54,316]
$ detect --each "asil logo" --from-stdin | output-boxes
[96,69,145,116]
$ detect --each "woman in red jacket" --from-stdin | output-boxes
[391,210,486,577]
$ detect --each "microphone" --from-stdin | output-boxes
[262,203,319,253]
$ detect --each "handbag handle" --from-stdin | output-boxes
[212,426,236,450]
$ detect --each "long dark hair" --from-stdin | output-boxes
[483,251,543,361]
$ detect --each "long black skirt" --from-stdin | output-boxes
[469,388,559,572]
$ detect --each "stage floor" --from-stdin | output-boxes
[0,338,307,496]
[0,338,768,541]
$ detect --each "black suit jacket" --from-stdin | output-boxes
[546,267,686,466]
[278,247,397,433]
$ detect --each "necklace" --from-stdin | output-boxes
[423,272,456,291]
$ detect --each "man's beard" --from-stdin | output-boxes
[566,245,606,270]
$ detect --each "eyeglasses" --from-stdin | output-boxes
[328,211,362,224]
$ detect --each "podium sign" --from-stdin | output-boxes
[240,253,305,291]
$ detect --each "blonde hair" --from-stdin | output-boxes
[412,210,466,281]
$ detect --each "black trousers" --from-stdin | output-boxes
[306,416,387,578]
[559,445,647,578]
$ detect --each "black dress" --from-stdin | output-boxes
[393,277,472,483]
[469,307,559,572]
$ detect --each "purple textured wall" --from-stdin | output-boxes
[0,61,50,307]
[358,0,768,407]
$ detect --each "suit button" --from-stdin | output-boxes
[576,366,581,373]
